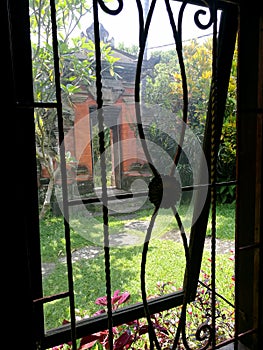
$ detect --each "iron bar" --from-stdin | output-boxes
[16,102,58,108]
[66,181,235,205]
[210,0,219,347]
[238,243,261,251]
[67,180,236,207]
[140,206,161,350]
[43,290,184,349]
[198,280,235,309]
[185,3,238,301]
[208,328,258,349]
[93,1,113,348]
[33,291,70,305]
[49,0,77,348]
[165,0,188,176]
[134,0,160,178]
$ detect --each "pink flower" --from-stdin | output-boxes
[95,290,130,310]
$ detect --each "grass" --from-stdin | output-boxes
[40,201,235,262]
[40,201,236,332]
[206,202,236,239]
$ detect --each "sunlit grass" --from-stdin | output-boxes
[206,202,235,239]
[43,238,234,331]
[40,201,236,330]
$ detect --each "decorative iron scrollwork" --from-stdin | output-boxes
[95,0,217,349]
[98,0,123,15]
[194,7,214,30]
[195,322,213,349]
[148,174,181,209]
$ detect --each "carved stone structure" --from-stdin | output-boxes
[59,25,159,195]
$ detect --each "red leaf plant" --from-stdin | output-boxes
[52,266,235,350]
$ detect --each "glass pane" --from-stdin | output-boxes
[30,1,236,348]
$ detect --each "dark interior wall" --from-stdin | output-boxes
[237,0,263,348]
[2,0,41,347]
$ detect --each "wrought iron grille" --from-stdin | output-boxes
[33,0,239,349]
[10,0,260,349]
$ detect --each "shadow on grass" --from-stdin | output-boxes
[42,239,187,330]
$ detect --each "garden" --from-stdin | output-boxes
[41,200,236,349]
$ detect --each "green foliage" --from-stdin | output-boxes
[145,39,214,141]
[217,116,236,205]
[216,184,236,205]
[117,42,139,56]
[145,50,180,113]
[145,38,237,203]
[144,122,193,187]
[30,0,119,217]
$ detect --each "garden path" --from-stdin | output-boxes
[41,220,234,277]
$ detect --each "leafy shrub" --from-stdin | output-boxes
[51,260,235,350]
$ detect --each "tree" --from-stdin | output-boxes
[30,0,119,219]
[145,39,213,141]
[144,38,237,201]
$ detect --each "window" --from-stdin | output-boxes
[4,0,262,349]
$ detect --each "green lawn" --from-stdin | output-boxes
[40,201,235,332]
